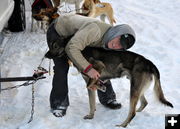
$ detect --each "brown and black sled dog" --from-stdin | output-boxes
[81,47,173,127]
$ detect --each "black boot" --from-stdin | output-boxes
[98,80,122,109]
[104,100,122,109]
[51,106,67,117]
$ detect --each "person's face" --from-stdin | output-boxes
[107,36,123,50]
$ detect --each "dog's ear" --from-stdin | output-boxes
[53,7,58,13]
[94,60,105,71]
[89,57,95,63]
[82,0,90,10]
[89,58,105,72]
[94,0,101,4]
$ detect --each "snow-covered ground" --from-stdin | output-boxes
[0,0,180,129]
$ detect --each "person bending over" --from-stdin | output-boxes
[46,14,136,117]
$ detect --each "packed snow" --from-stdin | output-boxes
[0,0,180,129]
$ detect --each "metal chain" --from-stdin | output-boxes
[0,67,47,124]
[1,80,36,91]
[1,80,36,123]
[1,0,49,124]
[28,83,35,123]
[38,47,49,68]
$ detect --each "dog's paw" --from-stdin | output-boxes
[115,123,127,128]
[136,108,143,112]
[83,114,94,119]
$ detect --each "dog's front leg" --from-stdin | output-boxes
[100,14,106,22]
[42,20,48,33]
[75,2,80,13]
[84,89,96,119]
[31,17,35,32]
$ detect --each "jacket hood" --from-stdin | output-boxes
[102,24,136,50]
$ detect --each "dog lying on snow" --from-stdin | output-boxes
[80,47,173,127]
[81,0,116,25]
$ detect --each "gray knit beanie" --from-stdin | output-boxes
[102,24,136,50]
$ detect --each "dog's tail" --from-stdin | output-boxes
[145,59,173,108]
[153,74,173,108]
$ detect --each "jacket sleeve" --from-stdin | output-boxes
[65,23,101,72]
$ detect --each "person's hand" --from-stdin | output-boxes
[86,68,100,80]
[88,85,97,91]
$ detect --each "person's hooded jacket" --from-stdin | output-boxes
[54,14,136,72]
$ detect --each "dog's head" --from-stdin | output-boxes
[93,0,101,4]
[82,0,94,13]
[32,7,59,23]
[81,0,101,14]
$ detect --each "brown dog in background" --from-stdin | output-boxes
[82,0,116,25]
[32,7,59,23]
[32,7,59,32]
